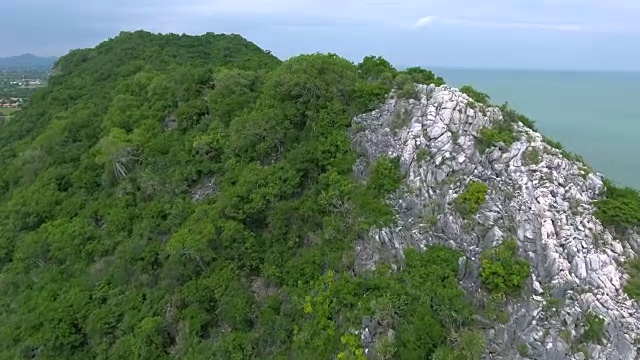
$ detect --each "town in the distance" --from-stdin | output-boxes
[0,54,56,122]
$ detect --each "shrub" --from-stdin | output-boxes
[453,181,489,218]
[394,74,419,99]
[460,85,490,105]
[393,67,445,99]
[480,239,531,295]
[542,135,564,150]
[517,343,529,357]
[368,156,403,196]
[401,66,445,87]
[357,55,398,83]
[593,179,640,230]
[416,148,430,163]
[394,246,475,359]
[579,312,606,345]
[499,102,537,131]
[540,135,591,166]
[389,107,412,131]
[476,122,518,153]
[524,148,541,166]
[623,258,640,301]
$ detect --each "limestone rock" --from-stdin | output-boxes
[351,85,640,360]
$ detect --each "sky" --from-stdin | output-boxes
[2,0,640,71]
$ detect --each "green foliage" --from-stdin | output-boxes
[357,55,397,83]
[0,30,471,359]
[393,74,419,99]
[594,179,640,230]
[393,247,476,359]
[373,334,396,360]
[517,343,530,357]
[393,66,445,99]
[539,134,591,167]
[480,239,531,295]
[542,135,564,150]
[579,312,606,345]
[389,106,412,131]
[354,55,397,112]
[623,258,640,301]
[499,102,537,131]
[416,148,430,163]
[476,122,518,153]
[524,147,542,166]
[401,67,445,87]
[460,85,490,105]
[368,156,403,196]
[453,181,489,218]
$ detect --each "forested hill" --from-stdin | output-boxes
[0,54,56,69]
[0,30,474,359]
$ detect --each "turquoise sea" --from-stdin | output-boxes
[432,68,640,189]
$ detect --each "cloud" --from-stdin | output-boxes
[2,0,640,72]
[412,16,582,31]
[414,16,437,27]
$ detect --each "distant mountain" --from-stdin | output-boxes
[0,53,57,68]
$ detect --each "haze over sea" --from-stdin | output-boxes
[433,67,640,189]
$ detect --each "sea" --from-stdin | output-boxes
[432,67,640,189]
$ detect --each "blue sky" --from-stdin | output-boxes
[2,0,640,70]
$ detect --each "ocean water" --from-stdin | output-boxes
[432,67,640,189]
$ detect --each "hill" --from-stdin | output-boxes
[1,30,640,360]
[0,53,57,69]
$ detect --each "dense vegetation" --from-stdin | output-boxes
[594,179,640,301]
[476,122,518,153]
[460,85,490,105]
[480,240,531,295]
[0,31,488,359]
[594,179,640,230]
[2,29,637,360]
[453,181,490,218]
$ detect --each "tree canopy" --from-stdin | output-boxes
[0,31,485,359]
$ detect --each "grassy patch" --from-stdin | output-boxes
[415,148,430,163]
[579,312,606,345]
[453,181,489,218]
[524,147,542,166]
[542,285,565,314]
[480,239,531,295]
[0,108,20,115]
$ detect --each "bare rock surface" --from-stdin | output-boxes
[351,84,640,360]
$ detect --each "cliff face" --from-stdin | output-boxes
[352,84,640,360]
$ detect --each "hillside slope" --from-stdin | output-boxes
[352,84,640,359]
[1,31,640,360]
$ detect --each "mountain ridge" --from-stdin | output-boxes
[0,53,57,68]
[0,30,639,360]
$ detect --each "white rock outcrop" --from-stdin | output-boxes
[351,84,640,360]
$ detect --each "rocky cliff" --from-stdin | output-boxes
[351,84,640,360]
